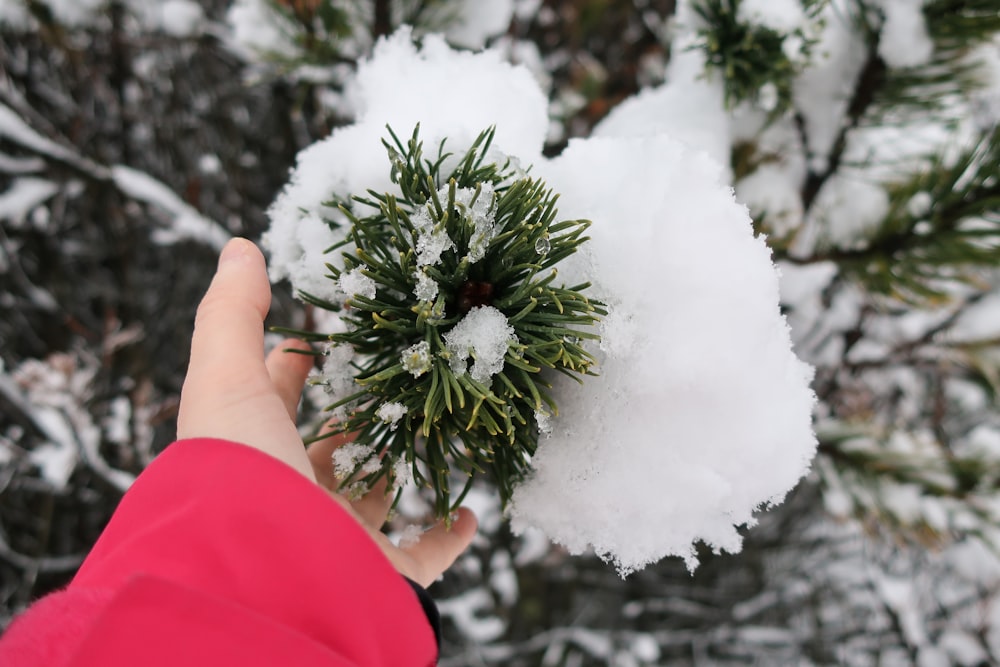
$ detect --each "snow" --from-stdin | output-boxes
[375,401,407,431]
[874,0,935,69]
[332,442,375,480]
[455,183,497,263]
[413,270,439,302]
[392,456,413,490]
[513,134,817,574]
[317,343,357,420]
[0,0,203,34]
[593,20,731,171]
[266,29,817,574]
[156,0,204,38]
[262,28,548,297]
[401,340,432,378]
[111,166,230,251]
[395,524,424,548]
[415,225,456,267]
[0,0,31,29]
[339,267,377,300]
[443,306,517,384]
[948,291,1000,342]
[736,0,807,33]
[0,178,58,228]
[792,1,870,172]
[225,0,301,61]
[441,0,515,50]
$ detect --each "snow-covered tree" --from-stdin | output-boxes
[2,1,1000,664]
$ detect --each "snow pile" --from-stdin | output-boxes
[265,30,816,573]
[262,28,547,300]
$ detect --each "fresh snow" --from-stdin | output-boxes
[443,306,517,385]
[264,28,817,574]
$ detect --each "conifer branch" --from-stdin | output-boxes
[308,125,604,517]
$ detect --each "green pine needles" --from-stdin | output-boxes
[307,126,604,517]
[693,0,823,112]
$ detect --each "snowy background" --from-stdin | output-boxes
[3,0,1000,665]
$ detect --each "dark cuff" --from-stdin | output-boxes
[405,577,441,649]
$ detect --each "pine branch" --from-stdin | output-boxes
[795,126,1000,303]
[800,44,886,211]
[308,125,604,517]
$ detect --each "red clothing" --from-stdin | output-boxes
[0,438,438,666]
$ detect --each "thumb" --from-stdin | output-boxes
[402,508,478,588]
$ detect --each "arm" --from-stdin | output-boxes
[0,239,476,666]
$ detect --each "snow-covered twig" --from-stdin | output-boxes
[0,101,230,251]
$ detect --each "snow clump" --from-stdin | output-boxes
[443,306,518,385]
[264,29,817,574]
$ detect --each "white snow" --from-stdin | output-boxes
[874,0,935,69]
[413,270,439,302]
[392,456,413,490]
[455,183,498,263]
[401,340,432,378]
[262,28,548,298]
[395,524,424,549]
[0,178,58,228]
[112,165,230,251]
[332,442,375,480]
[375,401,407,431]
[0,0,31,29]
[339,267,377,300]
[156,0,204,38]
[225,0,301,61]
[440,0,515,50]
[415,225,455,267]
[443,306,517,384]
[948,291,1000,342]
[736,0,807,33]
[593,17,731,171]
[266,29,817,574]
[513,133,817,574]
[318,343,358,420]
[792,2,870,172]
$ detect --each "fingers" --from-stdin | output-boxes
[352,476,395,528]
[401,508,478,588]
[177,238,315,481]
[309,423,395,528]
[265,339,314,420]
[307,426,355,490]
[186,238,272,394]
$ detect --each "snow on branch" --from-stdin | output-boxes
[0,101,230,251]
[111,166,230,251]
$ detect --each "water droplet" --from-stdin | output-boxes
[534,236,550,255]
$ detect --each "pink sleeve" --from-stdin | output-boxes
[0,438,437,667]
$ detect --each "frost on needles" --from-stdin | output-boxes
[287,126,604,518]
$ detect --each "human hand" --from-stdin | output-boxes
[177,237,477,587]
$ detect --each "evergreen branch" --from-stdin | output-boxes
[309,126,603,517]
[795,126,1000,303]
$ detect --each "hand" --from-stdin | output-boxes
[177,237,477,587]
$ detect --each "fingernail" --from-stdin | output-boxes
[219,238,249,266]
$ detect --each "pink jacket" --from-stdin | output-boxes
[0,438,438,666]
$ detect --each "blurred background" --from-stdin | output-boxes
[2,1,1000,664]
